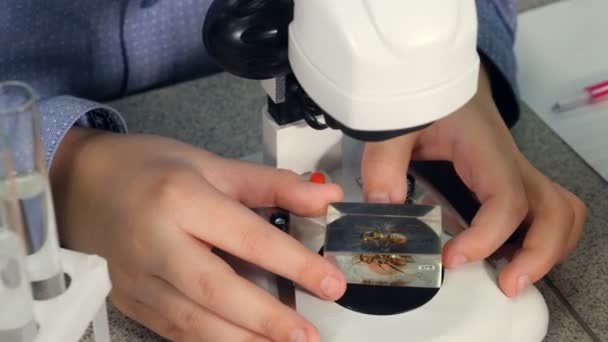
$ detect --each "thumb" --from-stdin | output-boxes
[361,133,420,204]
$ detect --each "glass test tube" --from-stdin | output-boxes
[0,137,38,341]
[0,81,66,300]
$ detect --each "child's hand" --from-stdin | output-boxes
[50,128,346,342]
[360,66,587,297]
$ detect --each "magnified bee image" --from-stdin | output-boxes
[362,230,408,244]
[352,253,414,274]
[361,228,408,246]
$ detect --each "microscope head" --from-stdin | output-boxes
[203,0,480,141]
[288,0,480,141]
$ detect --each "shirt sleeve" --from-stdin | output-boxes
[37,95,128,170]
[476,0,520,128]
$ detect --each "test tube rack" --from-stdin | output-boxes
[31,248,112,342]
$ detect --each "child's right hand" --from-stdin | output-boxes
[50,127,346,342]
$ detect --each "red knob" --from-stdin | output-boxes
[309,172,326,184]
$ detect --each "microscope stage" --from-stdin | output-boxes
[290,217,548,342]
[237,153,549,342]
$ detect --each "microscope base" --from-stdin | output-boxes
[239,151,549,342]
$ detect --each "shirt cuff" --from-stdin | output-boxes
[37,95,128,169]
[476,0,520,128]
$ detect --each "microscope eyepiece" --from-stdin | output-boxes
[203,0,294,80]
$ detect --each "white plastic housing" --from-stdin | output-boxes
[288,0,480,131]
[33,249,112,342]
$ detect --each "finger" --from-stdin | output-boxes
[440,205,468,237]
[202,157,344,217]
[361,133,421,203]
[172,174,346,302]
[552,183,587,262]
[442,189,528,267]
[497,185,575,297]
[159,233,318,342]
[135,274,273,342]
[442,152,529,268]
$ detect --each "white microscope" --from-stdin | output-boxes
[204,1,550,341]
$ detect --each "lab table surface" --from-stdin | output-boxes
[79,1,606,341]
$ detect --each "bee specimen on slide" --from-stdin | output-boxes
[353,253,414,273]
[361,229,408,246]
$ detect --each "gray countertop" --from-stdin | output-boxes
[79,1,607,341]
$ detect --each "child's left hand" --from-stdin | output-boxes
[360,65,587,297]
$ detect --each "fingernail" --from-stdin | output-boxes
[291,329,307,342]
[517,275,530,294]
[321,275,342,299]
[450,254,467,267]
[365,192,390,203]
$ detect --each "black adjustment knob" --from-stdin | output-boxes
[226,0,267,17]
